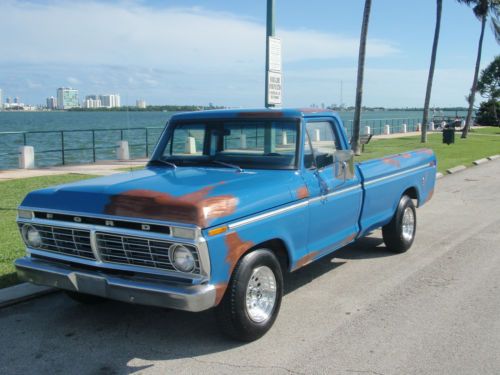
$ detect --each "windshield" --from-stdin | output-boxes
[155,119,299,170]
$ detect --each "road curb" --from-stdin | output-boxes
[488,155,499,161]
[473,158,489,165]
[0,283,56,308]
[446,165,467,174]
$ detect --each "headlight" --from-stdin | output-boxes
[21,224,42,248]
[169,244,196,273]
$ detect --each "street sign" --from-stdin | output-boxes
[268,36,282,73]
[267,71,282,105]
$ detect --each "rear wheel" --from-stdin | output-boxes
[65,291,106,305]
[215,249,283,342]
[382,195,416,253]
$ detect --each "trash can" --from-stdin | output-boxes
[443,128,455,145]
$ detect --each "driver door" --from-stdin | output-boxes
[301,119,363,255]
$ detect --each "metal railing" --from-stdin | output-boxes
[0,127,164,170]
[0,118,426,170]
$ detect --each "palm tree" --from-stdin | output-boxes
[422,1,443,143]
[457,0,500,138]
[351,0,372,155]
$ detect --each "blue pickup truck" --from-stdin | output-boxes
[15,109,436,341]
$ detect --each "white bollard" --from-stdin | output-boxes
[185,137,196,154]
[315,128,321,141]
[282,131,288,145]
[402,124,407,133]
[117,140,130,160]
[240,134,247,148]
[417,123,421,131]
[364,126,371,135]
[429,122,435,131]
[19,146,35,169]
[384,125,391,135]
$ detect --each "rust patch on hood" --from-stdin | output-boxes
[296,185,310,200]
[104,185,237,227]
[224,232,254,276]
[401,153,412,159]
[416,149,434,155]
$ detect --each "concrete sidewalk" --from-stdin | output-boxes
[0,159,148,181]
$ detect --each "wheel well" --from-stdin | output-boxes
[403,187,419,206]
[249,238,290,272]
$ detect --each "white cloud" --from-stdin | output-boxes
[0,0,397,71]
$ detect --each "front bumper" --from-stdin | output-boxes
[15,257,216,312]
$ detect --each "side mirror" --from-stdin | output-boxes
[334,150,354,180]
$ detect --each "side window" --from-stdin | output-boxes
[305,121,339,169]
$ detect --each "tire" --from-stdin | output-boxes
[65,291,106,305]
[382,195,417,253]
[215,249,283,342]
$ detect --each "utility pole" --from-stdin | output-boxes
[265,0,282,108]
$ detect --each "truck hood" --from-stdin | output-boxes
[21,167,303,228]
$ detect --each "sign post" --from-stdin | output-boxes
[265,0,282,108]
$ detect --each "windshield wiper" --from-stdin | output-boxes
[149,159,177,169]
[211,160,244,173]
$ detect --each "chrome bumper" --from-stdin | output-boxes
[15,257,216,312]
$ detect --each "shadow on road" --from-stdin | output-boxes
[1,234,395,374]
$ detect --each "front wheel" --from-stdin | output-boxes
[215,249,283,342]
[382,195,416,253]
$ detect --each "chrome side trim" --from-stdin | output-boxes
[228,201,309,230]
[364,164,431,186]
[89,230,102,263]
[309,184,362,203]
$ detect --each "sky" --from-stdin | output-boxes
[0,0,498,108]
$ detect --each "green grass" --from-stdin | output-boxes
[356,130,500,173]
[469,126,500,135]
[0,174,96,289]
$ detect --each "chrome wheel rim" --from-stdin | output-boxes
[402,207,415,241]
[245,266,277,323]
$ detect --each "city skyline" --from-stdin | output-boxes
[0,1,498,108]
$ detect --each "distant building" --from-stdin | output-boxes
[57,88,79,109]
[46,96,57,110]
[83,98,102,109]
[136,99,146,109]
[14,97,20,104]
[6,97,12,104]
[100,94,120,108]
[0,88,3,110]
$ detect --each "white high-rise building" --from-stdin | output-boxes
[46,96,57,110]
[99,94,120,108]
[0,88,3,110]
[83,98,102,108]
[136,99,146,109]
[57,88,79,109]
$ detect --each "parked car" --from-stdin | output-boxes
[15,109,436,341]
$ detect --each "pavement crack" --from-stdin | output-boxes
[190,357,305,375]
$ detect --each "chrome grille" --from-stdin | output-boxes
[95,232,200,273]
[21,223,95,260]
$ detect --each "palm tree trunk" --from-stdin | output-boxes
[351,0,372,155]
[422,0,442,143]
[462,14,487,138]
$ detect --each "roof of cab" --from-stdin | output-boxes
[170,108,338,121]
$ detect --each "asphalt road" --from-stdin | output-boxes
[1,160,499,375]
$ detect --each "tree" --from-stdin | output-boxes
[477,55,500,124]
[351,0,372,155]
[421,0,443,143]
[457,0,500,138]
[475,99,500,125]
